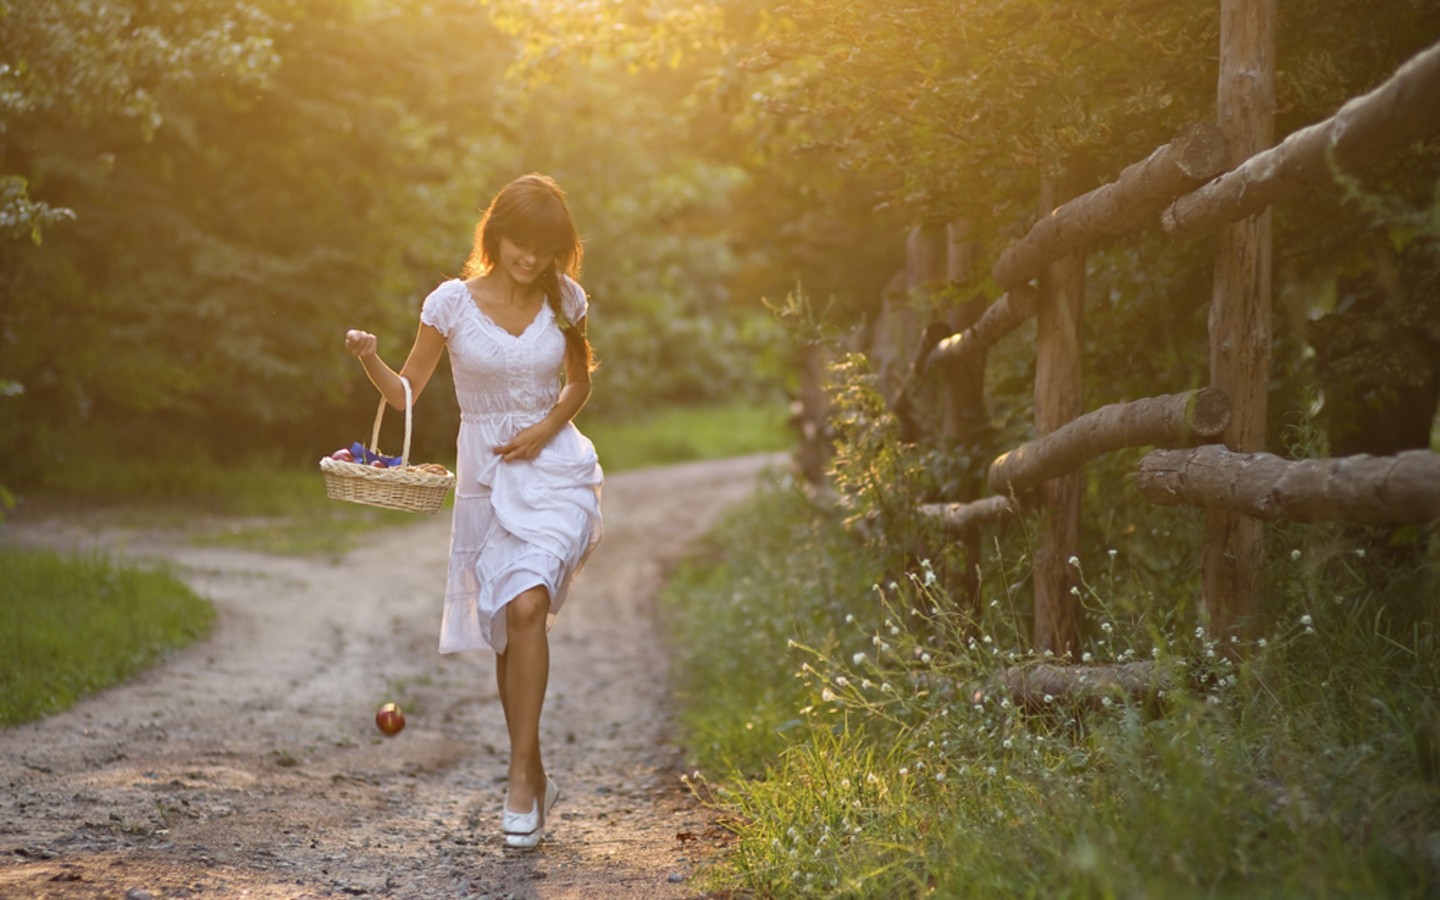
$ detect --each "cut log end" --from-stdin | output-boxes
[1170,121,1230,180]
[1187,387,1232,438]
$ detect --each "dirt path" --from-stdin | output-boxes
[0,453,783,900]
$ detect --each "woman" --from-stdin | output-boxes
[345,173,602,850]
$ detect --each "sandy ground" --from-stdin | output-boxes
[0,453,785,900]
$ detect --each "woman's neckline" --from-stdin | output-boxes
[460,278,549,339]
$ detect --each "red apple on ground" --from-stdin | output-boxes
[375,702,405,736]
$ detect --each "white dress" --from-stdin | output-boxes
[420,276,603,654]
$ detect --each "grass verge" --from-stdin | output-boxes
[0,548,214,727]
[579,398,792,473]
[663,478,1440,898]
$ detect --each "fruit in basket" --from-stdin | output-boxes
[371,459,388,468]
[331,448,354,462]
[348,442,403,468]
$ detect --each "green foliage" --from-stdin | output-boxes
[0,0,791,493]
[0,548,215,727]
[665,481,1440,897]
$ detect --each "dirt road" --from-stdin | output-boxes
[0,453,783,899]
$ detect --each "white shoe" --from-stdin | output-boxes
[503,777,558,850]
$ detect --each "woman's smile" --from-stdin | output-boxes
[500,237,552,284]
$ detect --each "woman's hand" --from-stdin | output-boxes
[345,329,378,359]
[493,421,558,463]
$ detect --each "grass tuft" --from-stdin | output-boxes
[0,548,214,727]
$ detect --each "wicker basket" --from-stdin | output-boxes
[320,377,455,513]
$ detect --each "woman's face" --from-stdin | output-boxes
[497,236,554,286]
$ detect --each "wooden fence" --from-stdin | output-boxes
[815,7,1440,657]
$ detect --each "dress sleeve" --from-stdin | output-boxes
[560,276,589,324]
[420,280,463,337]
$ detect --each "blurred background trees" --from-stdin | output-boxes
[1,0,1436,493]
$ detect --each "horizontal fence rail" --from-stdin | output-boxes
[891,36,1440,653]
[1162,40,1440,238]
[1138,446,1440,524]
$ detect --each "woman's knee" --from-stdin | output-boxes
[505,588,550,632]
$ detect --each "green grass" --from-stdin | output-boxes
[662,479,1440,898]
[11,399,792,556]
[22,454,427,558]
[0,548,215,727]
[579,398,792,473]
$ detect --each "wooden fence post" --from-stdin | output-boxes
[1033,177,1085,657]
[943,217,989,615]
[1205,0,1276,647]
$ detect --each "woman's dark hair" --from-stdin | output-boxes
[462,173,594,372]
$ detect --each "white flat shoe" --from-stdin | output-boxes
[503,777,559,850]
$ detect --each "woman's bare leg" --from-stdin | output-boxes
[496,585,550,813]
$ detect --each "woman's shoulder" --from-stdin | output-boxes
[425,278,472,306]
[420,278,470,332]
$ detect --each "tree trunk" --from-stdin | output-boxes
[989,389,1230,496]
[1032,177,1085,658]
[1164,40,1440,238]
[994,122,1228,290]
[1138,446,1440,524]
[793,341,833,486]
[889,226,951,440]
[1204,0,1275,648]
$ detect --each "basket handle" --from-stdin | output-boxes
[369,376,414,465]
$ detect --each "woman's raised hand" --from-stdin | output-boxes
[345,329,378,359]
